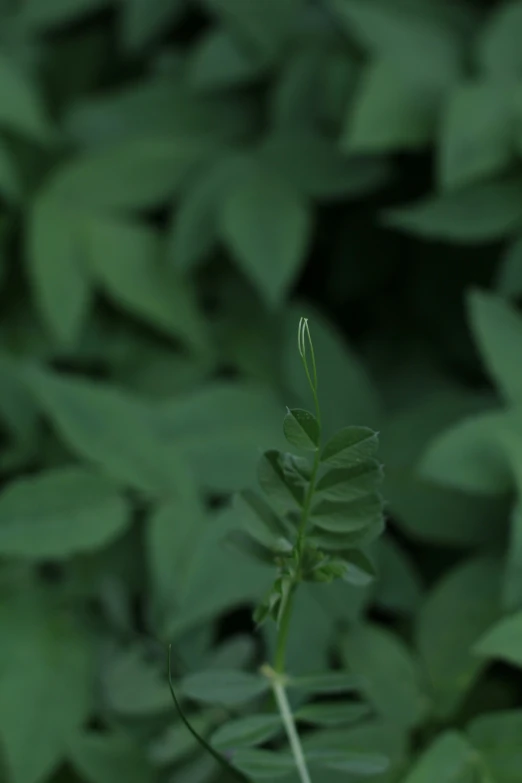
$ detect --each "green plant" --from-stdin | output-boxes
[171,318,386,782]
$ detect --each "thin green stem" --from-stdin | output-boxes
[274,589,294,673]
[272,678,313,783]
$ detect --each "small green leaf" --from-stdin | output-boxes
[189,27,266,90]
[337,550,377,587]
[310,515,385,551]
[316,460,383,501]
[289,672,365,695]
[321,426,378,467]
[225,530,277,565]
[0,467,129,558]
[180,669,269,707]
[311,494,383,534]
[232,749,296,779]
[467,709,522,783]
[211,715,282,751]
[474,611,522,666]
[120,0,185,50]
[283,408,319,451]
[307,748,389,776]
[233,489,289,542]
[258,450,305,513]
[295,701,371,727]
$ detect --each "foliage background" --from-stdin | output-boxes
[1,0,522,781]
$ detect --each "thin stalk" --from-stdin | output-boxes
[272,677,313,783]
[274,588,294,673]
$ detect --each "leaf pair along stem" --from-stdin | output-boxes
[271,318,321,783]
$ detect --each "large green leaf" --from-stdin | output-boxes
[28,192,92,347]
[0,467,129,558]
[416,557,503,717]
[220,164,311,305]
[0,589,94,783]
[477,1,522,76]
[419,410,512,495]
[467,709,522,783]
[258,132,391,198]
[211,714,283,750]
[474,611,522,666]
[45,137,217,211]
[438,82,513,189]
[343,59,446,152]
[382,390,506,544]
[180,669,269,707]
[311,494,382,534]
[68,732,156,783]
[384,178,522,242]
[0,52,51,141]
[403,731,481,783]
[85,215,208,352]
[341,623,428,730]
[467,288,522,406]
[23,366,185,495]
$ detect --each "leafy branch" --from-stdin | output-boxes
[168,318,387,782]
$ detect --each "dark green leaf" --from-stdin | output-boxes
[295,701,372,727]
[232,749,295,779]
[402,731,480,783]
[189,27,266,90]
[258,450,304,512]
[341,623,428,730]
[311,493,383,534]
[438,82,513,189]
[0,52,51,141]
[321,426,379,467]
[416,557,503,717]
[307,748,389,775]
[283,408,320,451]
[220,164,311,305]
[225,530,277,565]
[474,611,522,666]
[180,669,269,706]
[289,672,365,695]
[28,193,92,347]
[120,0,185,50]
[211,715,282,750]
[316,459,383,501]
[23,366,185,496]
[16,0,110,28]
[68,732,155,783]
[477,1,522,76]
[468,288,522,406]
[467,709,522,783]
[384,178,522,242]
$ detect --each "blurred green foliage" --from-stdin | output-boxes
[1,0,522,781]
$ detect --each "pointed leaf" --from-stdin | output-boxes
[220,165,311,305]
[475,611,522,666]
[384,178,522,242]
[211,715,282,751]
[258,450,304,513]
[316,459,383,501]
[321,426,378,467]
[468,288,522,406]
[232,749,295,779]
[289,672,365,695]
[311,494,383,534]
[180,670,269,707]
[283,408,319,451]
[295,701,371,727]
[308,748,389,776]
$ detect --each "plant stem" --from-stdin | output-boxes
[272,677,313,783]
[274,589,294,673]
